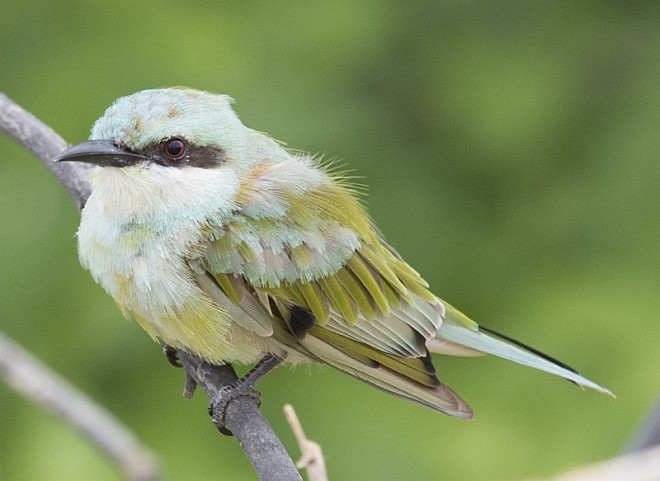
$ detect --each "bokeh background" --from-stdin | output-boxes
[1,2,659,480]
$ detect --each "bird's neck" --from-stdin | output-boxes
[87,164,240,224]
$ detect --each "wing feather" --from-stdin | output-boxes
[317,275,358,324]
[195,155,472,414]
[191,154,606,407]
[345,255,390,315]
[202,156,444,353]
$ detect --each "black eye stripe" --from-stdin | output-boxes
[136,138,225,168]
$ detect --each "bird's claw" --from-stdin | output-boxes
[162,343,183,368]
[208,384,262,436]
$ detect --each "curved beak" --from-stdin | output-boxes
[53,140,146,167]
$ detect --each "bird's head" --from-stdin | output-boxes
[54,88,281,172]
[53,88,318,220]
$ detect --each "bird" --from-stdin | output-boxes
[53,87,610,426]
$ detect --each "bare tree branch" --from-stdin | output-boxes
[527,399,660,480]
[0,331,160,481]
[625,398,660,454]
[0,92,302,481]
[528,444,660,481]
[0,93,91,210]
[178,352,302,481]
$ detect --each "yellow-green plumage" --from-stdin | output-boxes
[204,154,452,402]
[317,275,358,323]
[57,88,610,423]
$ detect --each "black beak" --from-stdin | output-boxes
[52,140,146,167]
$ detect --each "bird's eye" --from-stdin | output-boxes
[163,138,187,159]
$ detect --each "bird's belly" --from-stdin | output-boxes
[77,212,270,364]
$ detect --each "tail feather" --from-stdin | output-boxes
[478,325,578,375]
[436,323,612,395]
[435,304,613,396]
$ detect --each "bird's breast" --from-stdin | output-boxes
[78,194,202,315]
[77,164,239,323]
[75,189,254,361]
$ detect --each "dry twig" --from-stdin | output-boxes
[284,404,327,481]
[0,332,160,481]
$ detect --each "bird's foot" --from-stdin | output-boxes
[208,383,262,436]
[163,344,198,397]
[207,353,286,435]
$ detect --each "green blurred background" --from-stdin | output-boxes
[1,1,659,480]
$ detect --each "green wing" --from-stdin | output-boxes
[199,157,473,417]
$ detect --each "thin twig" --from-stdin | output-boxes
[0,332,160,481]
[284,404,327,481]
[0,92,302,481]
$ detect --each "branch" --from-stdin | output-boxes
[0,94,91,210]
[528,444,660,481]
[625,398,660,454]
[0,93,302,481]
[0,331,160,481]
[178,352,302,481]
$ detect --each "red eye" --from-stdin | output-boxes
[164,138,187,159]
